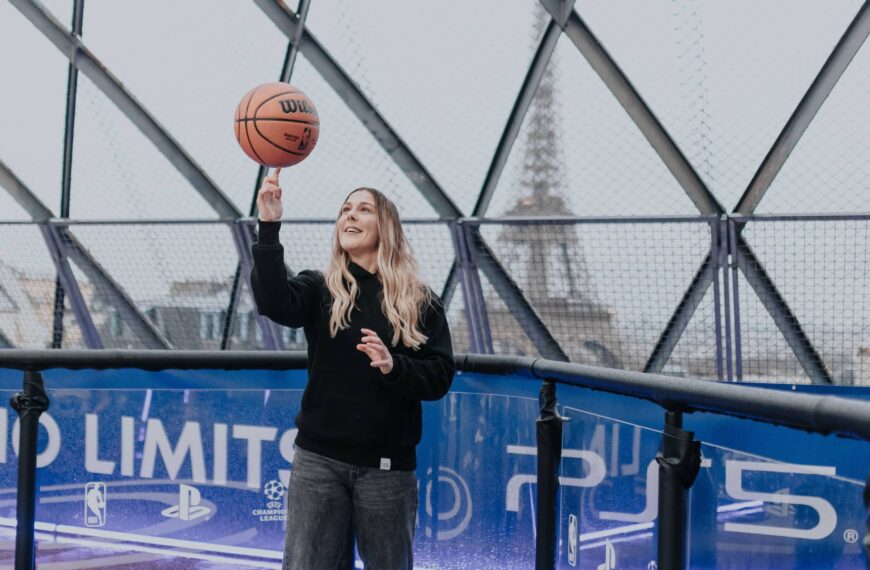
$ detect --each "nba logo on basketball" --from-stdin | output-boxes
[84,482,107,528]
[298,128,311,151]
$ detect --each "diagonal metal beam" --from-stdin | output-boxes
[10,0,241,220]
[0,159,53,222]
[0,329,13,349]
[440,262,459,308]
[735,238,830,384]
[442,15,561,320]
[40,224,103,348]
[538,0,576,28]
[57,226,174,349]
[644,253,716,374]
[470,227,568,361]
[253,0,463,220]
[545,4,722,216]
[735,1,870,214]
[472,18,562,217]
[0,160,172,349]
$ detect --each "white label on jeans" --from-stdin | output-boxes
[380,458,391,471]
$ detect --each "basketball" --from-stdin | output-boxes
[234,82,320,167]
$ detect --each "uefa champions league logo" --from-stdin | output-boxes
[264,479,285,509]
[252,479,288,522]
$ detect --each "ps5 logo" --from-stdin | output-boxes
[84,482,107,527]
[161,484,212,521]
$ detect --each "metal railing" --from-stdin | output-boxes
[1,349,869,569]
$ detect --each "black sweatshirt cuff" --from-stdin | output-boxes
[257,220,282,246]
[383,354,406,385]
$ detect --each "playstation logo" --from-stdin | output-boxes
[597,538,616,570]
[84,482,107,527]
[161,484,211,521]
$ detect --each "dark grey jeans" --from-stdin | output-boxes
[282,446,418,570]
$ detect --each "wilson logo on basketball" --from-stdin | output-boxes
[279,99,312,115]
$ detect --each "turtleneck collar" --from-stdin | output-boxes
[348,261,377,280]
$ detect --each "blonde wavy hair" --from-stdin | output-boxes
[325,188,433,349]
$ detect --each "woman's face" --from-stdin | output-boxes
[337,190,379,257]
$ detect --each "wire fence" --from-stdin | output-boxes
[1,216,869,386]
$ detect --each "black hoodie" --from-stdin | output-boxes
[251,221,455,470]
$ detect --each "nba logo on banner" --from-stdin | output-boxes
[568,514,577,567]
[84,482,107,527]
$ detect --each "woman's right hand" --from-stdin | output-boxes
[257,167,283,221]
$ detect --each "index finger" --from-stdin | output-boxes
[273,166,281,179]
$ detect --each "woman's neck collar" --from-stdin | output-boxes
[348,253,378,275]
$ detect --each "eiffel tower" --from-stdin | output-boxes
[488,8,627,367]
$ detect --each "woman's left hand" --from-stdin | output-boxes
[357,328,393,374]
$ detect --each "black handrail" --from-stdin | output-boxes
[462,354,870,441]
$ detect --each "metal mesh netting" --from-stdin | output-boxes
[665,285,720,380]
[574,0,864,212]
[80,0,288,216]
[70,75,218,220]
[0,191,30,222]
[306,0,546,215]
[269,219,455,291]
[739,218,870,385]
[444,284,472,355]
[474,219,715,372]
[0,224,84,348]
[759,37,870,214]
[487,33,698,217]
[0,0,68,213]
[60,222,240,349]
[733,268,812,385]
[274,55,437,218]
[37,0,72,25]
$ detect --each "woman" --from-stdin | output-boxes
[251,168,455,570]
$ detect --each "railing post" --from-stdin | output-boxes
[11,370,50,570]
[535,380,564,570]
[719,216,734,381]
[863,472,869,560]
[655,410,701,570]
[728,218,743,380]
[710,219,724,380]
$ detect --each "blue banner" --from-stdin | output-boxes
[0,368,866,568]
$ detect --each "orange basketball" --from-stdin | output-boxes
[234,82,320,167]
